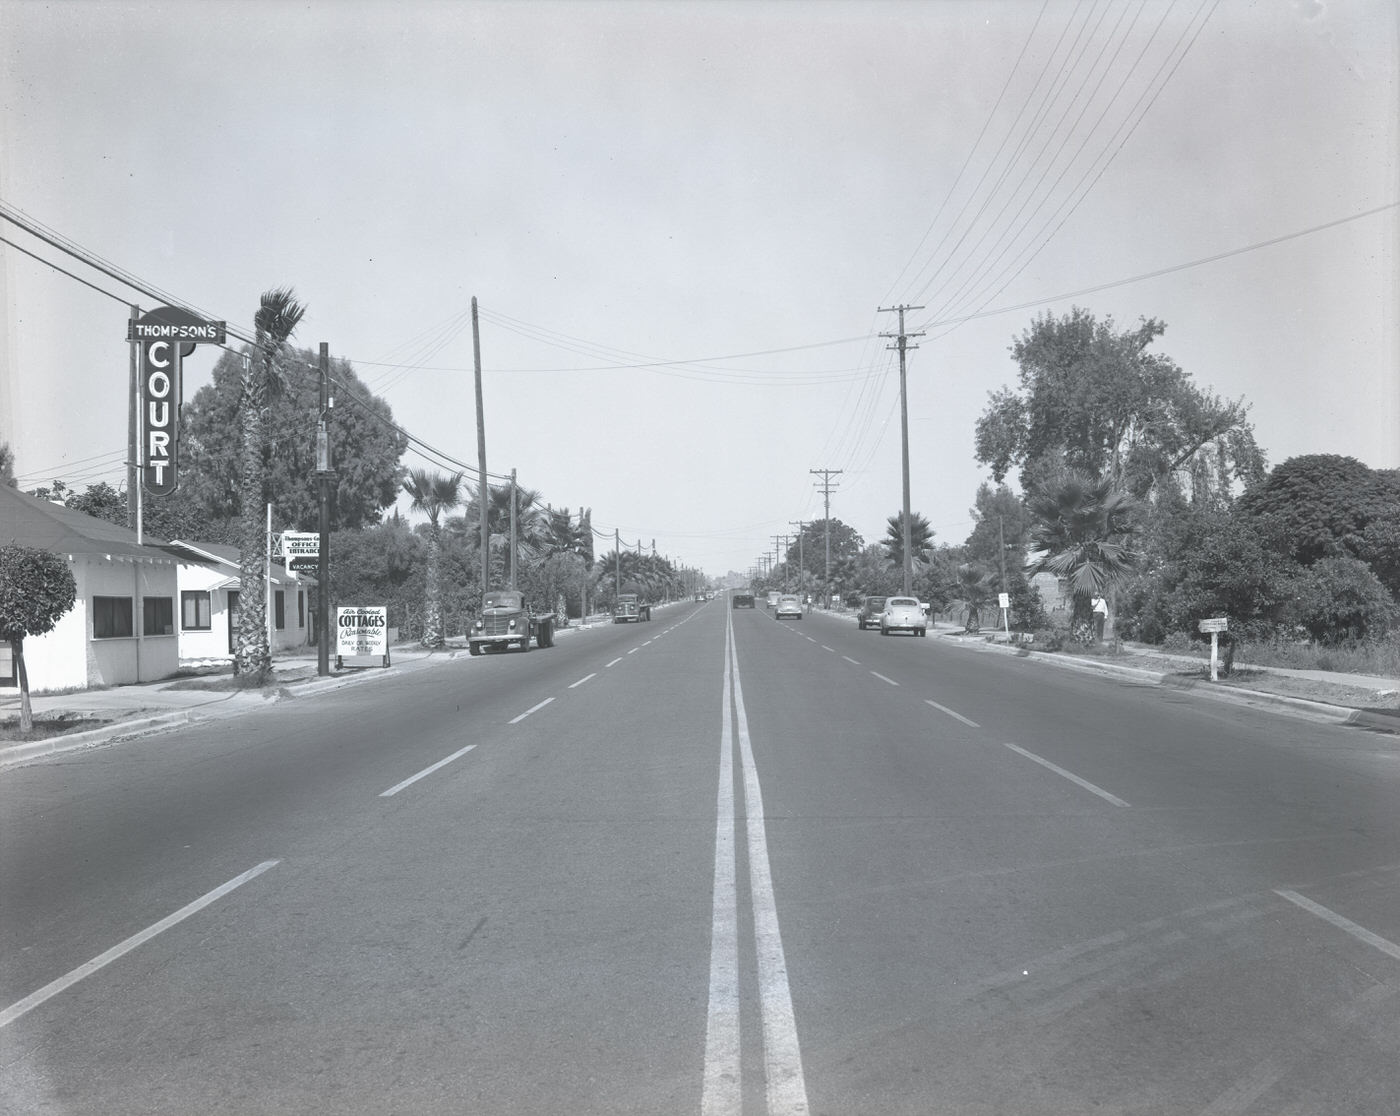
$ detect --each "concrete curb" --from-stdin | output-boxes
[0,710,198,768]
[933,630,1399,735]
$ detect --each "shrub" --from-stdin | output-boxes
[1293,556,1394,644]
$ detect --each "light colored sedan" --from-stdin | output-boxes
[775,594,804,619]
[880,595,927,636]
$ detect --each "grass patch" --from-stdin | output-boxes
[0,713,112,742]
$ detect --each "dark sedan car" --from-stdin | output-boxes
[732,592,756,608]
[857,596,887,630]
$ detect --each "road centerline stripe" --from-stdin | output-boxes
[842,655,861,665]
[605,657,623,668]
[0,860,280,1029]
[380,744,477,797]
[925,699,980,728]
[568,673,597,689]
[509,697,555,724]
[1003,742,1130,807]
[1275,890,1400,960]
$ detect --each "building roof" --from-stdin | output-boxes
[0,484,176,563]
[165,539,312,587]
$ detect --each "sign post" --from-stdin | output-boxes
[998,592,1011,639]
[1198,617,1229,681]
[280,531,320,573]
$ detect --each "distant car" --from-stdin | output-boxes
[732,592,756,609]
[880,595,927,637]
[856,596,887,630]
[775,594,803,619]
[766,591,781,610]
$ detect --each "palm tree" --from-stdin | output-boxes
[1024,469,1139,643]
[235,287,306,679]
[403,468,464,647]
[884,511,934,569]
[957,562,997,633]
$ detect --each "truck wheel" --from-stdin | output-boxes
[519,637,531,652]
[469,644,482,657]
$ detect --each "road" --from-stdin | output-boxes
[2,599,1398,1114]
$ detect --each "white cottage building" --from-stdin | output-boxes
[1,484,181,691]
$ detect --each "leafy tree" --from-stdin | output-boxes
[1025,469,1140,643]
[0,544,77,732]
[976,308,1263,499]
[182,346,407,534]
[0,443,15,486]
[403,468,463,647]
[329,518,425,639]
[883,511,934,570]
[63,481,126,526]
[1238,455,1400,597]
[1163,510,1301,641]
[236,287,307,680]
[788,519,864,589]
[1292,556,1394,645]
[964,483,1031,589]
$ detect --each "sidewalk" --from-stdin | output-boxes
[927,622,1398,733]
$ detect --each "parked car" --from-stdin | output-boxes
[732,592,756,608]
[856,596,887,630]
[775,594,803,619]
[880,595,927,637]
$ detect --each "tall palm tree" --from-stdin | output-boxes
[884,511,934,569]
[236,287,306,679]
[1025,469,1139,643]
[403,468,464,647]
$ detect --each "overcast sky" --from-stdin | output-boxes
[2,0,1396,579]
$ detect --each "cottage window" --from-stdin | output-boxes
[93,596,134,639]
[181,591,212,631]
[274,590,286,631]
[143,597,175,636]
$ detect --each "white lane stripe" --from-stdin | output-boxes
[925,699,980,728]
[627,647,640,655]
[1275,890,1400,961]
[870,671,899,686]
[605,657,623,668]
[643,640,653,646]
[380,744,477,797]
[842,656,861,665]
[730,621,810,1115]
[0,860,280,1029]
[568,673,597,689]
[702,617,741,1116]
[509,697,555,724]
[821,646,835,653]
[1003,743,1130,807]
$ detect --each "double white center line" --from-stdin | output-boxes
[704,611,808,1115]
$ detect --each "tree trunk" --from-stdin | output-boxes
[235,369,271,680]
[422,528,443,648]
[14,638,32,734]
[1071,593,1096,645]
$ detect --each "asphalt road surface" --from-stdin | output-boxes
[2,600,1398,1114]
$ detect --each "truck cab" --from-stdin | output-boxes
[469,590,556,654]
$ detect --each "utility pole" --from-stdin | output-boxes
[878,305,924,596]
[614,527,621,604]
[508,468,518,589]
[810,468,842,606]
[316,342,334,675]
[472,297,490,594]
[789,522,806,593]
[772,535,790,591]
[127,304,139,534]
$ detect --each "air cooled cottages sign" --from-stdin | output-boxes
[127,307,226,495]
